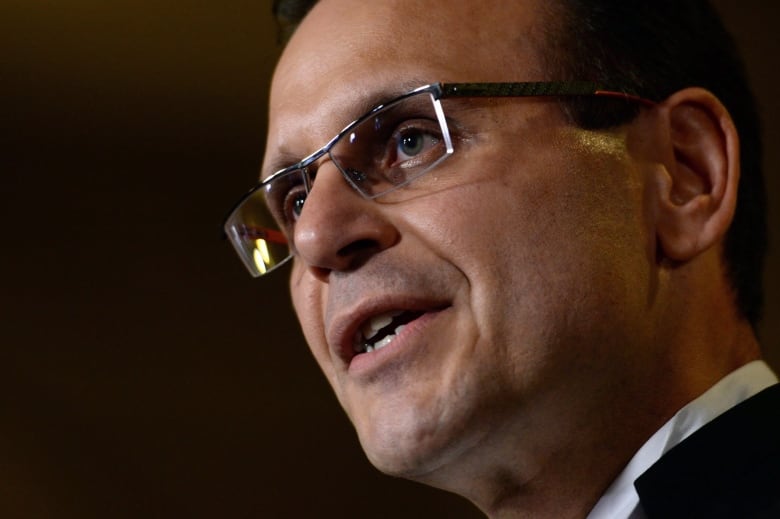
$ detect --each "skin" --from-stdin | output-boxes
[263,0,762,516]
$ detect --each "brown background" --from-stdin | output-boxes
[2,2,778,517]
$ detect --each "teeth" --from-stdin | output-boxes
[356,323,410,355]
[373,334,395,351]
[361,311,402,341]
[353,312,416,356]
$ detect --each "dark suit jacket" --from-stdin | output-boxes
[634,383,780,518]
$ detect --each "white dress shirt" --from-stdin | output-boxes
[587,360,779,519]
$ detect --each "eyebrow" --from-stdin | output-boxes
[348,79,428,123]
[261,151,303,182]
[260,78,430,181]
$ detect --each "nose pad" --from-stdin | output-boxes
[292,162,399,278]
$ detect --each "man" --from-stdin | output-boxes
[224,1,779,517]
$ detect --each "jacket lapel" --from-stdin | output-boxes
[634,384,780,518]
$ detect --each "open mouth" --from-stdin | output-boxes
[353,310,424,354]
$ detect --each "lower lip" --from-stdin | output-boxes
[347,308,447,377]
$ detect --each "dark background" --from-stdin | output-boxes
[2,2,778,517]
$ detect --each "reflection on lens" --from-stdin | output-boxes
[253,239,271,275]
[256,239,271,265]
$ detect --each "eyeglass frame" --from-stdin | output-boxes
[224,81,654,277]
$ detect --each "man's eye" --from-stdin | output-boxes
[399,131,426,157]
[395,128,440,163]
[371,120,445,187]
[284,189,307,222]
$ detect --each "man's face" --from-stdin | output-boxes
[266,0,659,480]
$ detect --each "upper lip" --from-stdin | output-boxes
[327,296,450,366]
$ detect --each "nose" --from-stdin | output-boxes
[292,163,399,279]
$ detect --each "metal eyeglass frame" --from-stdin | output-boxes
[224,81,654,277]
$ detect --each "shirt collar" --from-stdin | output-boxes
[586,360,779,519]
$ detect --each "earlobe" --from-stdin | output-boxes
[653,88,740,261]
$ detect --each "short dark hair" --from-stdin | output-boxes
[271,0,767,327]
[546,0,765,327]
[272,0,318,44]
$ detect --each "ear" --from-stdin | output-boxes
[653,87,740,261]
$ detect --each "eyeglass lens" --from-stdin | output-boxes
[224,89,453,277]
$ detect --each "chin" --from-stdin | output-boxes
[361,434,450,479]
[353,400,485,480]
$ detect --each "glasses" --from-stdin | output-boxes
[224,81,651,277]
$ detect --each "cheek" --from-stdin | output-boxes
[290,268,335,377]
[406,139,650,335]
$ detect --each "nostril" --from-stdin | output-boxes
[338,238,379,257]
[337,238,381,269]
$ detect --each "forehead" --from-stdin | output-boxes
[264,0,551,175]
